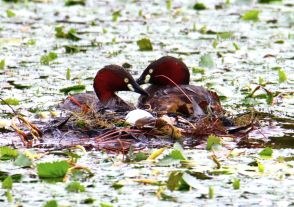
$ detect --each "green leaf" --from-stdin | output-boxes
[40,52,58,65]
[278,68,287,83]
[65,0,86,6]
[209,186,214,199]
[137,38,153,51]
[0,146,18,161]
[258,0,282,3]
[259,147,273,158]
[217,32,233,40]
[5,190,13,203]
[43,200,58,207]
[2,176,13,190]
[242,10,260,22]
[6,9,16,18]
[112,182,124,190]
[212,39,218,48]
[186,171,212,180]
[112,10,121,22]
[55,26,81,41]
[192,67,205,74]
[134,152,148,162]
[206,135,221,150]
[171,143,187,160]
[100,203,114,207]
[0,98,20,106]
[37,161,70,178]
[166,171,186,191]
[157,143,187,166]
[60,84,85,95]
[233,42,240,50]
[199,54,215,68]
[233,178,240,189]
[0,59,5,70]
[64,45,86,53]
[193,2,207,10]
[26,39,36,45]
[14,154,33,168]
[166,0,172,10]
[257,162,265,173]
[66,68,71,80]
[66,181,85,193]
[81,198,95,204]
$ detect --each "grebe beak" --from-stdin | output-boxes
[136,75,146,85]
[132,82,149,96]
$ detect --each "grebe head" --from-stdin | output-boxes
[137,56,190,86]
[94,65,148,102]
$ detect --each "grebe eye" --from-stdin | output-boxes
[124,78,129,83]
[149,69,153,74]
[127,84,135,91]
[144,74,151,83]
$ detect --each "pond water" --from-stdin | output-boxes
[0,0,293,206]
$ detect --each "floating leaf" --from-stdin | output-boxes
[258,0,282,3]
[0,98,20,106]
[217,32,233,39]
[212,39,218,48]
[37,161,70,178]
[40,52,58,65]
[233,42,240,50]
[6,10,16,18]
[199,54,215,68]
[55,26,81,41]
[66,68,71,80]
[233,178,240,189]
[44,200,58,207]
[157,143,187,166]
[134,152,148,162]
[166,0,172,10]
[166,171,189,191]
[274,40,284,44]
[81,198,95,204]
[0,146,18,161]
[11,82,32,89]
[259,147,273,158]
[5,190,13,203]
[26,39,36,45]
[65,0,86,6]
[2,176,13,190]
[206,135,221,150]
[112,182,124,190]
[193,2,207,10]
[137,38,153,51]
[14,154,33,168]
[100,203,114,207]
[64,45,86,53]
[242,10,260,22]
[209,186,214,199]
[192,67,205,74]
[66,181,85,193]
[60,84,85,95]
[112,10,121,22]
[0,59,5,70]
[278,68,287,83]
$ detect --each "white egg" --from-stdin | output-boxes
[125,109,153,125]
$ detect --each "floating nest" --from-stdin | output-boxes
[8,102,261,153]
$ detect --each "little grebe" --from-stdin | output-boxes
[136,56,223,116]
[61,65,148,112]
